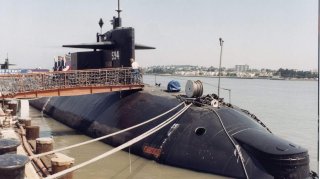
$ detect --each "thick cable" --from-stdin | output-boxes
[45,103,191,179]
[30,102,185,159]
[17,123,51,177]
[209,108,249,179]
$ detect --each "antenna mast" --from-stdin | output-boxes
[217,38,224,103]
[112,0,122,29]
[116,0,122,18]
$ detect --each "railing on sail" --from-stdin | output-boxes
[0,68,143,99]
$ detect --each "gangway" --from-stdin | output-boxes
[0,68,143,99]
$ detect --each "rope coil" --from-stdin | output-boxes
[185,80,203,98]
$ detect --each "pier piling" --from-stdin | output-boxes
[51,153,75,179]
[25,126,40,140]
[36,137,54,154]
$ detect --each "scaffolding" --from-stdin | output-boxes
[0,68,143,99]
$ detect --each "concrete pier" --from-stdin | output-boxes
[0,100,40,179]
[1,127,40,179]
[0,99,76,179]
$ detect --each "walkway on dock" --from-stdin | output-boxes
[0,68,143,99]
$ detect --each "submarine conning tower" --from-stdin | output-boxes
[62,0,155,70]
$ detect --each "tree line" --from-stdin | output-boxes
[276,68,318,78]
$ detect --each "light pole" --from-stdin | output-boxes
[218,38,224,101]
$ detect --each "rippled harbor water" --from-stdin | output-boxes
[28,75,317,178]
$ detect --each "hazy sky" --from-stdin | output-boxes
[0,0,317,70]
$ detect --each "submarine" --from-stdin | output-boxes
[30,1,316,178]
[0,54,15,69]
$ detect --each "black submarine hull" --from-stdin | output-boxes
[30,86,311,179]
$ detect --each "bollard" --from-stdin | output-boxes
[36,137,53,154]
[19,117,31,127]
[0,139,21,155]
[51,153,75,179]
[25,126,40,140]
[0,154,29,179]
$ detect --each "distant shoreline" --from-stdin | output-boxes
[145,74,318,81]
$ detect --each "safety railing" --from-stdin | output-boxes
[0,68,143,97]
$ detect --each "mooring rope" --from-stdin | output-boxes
[30,102,185,159]
[41,97,52,113]
[209,108,249,179]
[45,103,191,179]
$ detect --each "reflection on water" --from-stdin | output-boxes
[29,107,225,179]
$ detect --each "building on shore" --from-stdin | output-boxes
[235,65,249,72]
